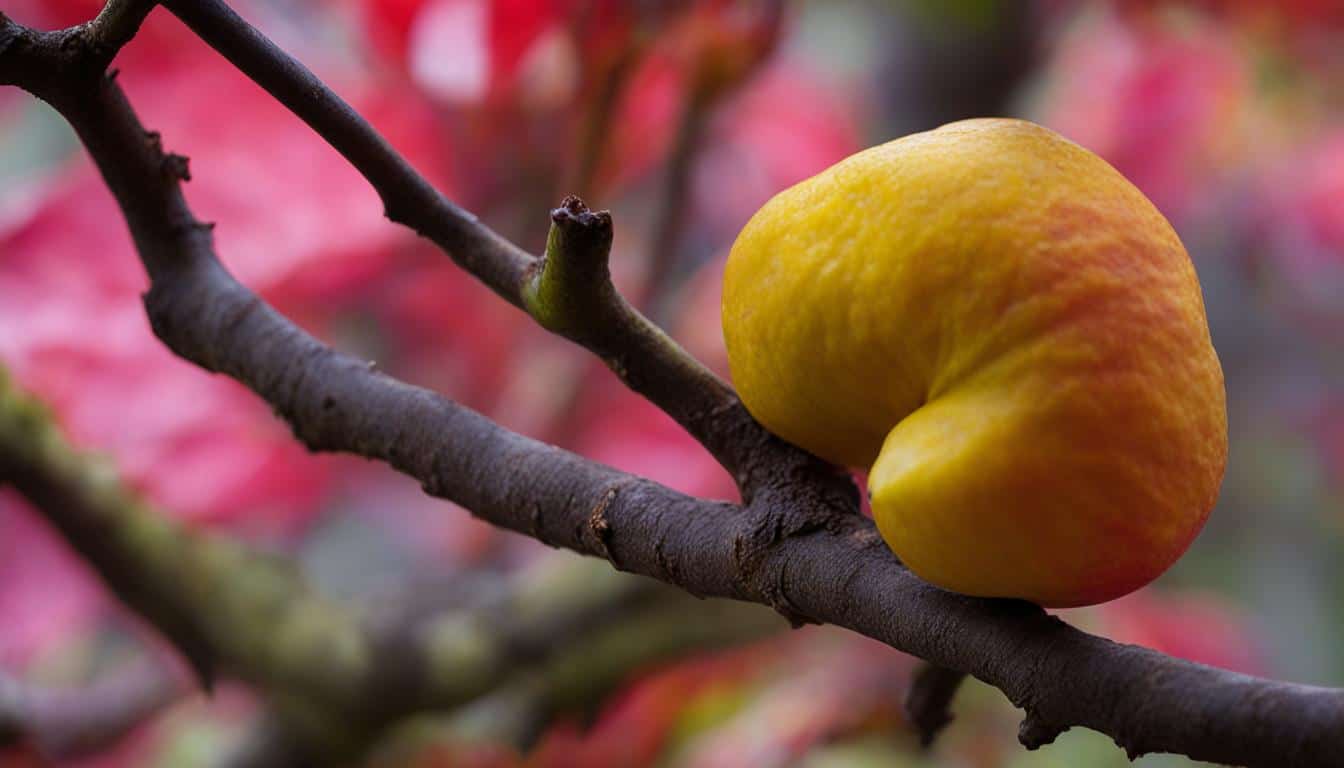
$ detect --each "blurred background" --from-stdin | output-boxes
[1,0,1342,765]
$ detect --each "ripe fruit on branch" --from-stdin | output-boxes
[722,119,1227,607]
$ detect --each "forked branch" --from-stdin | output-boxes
[1,6,1342,767]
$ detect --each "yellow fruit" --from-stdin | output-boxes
[721,118,1226,607]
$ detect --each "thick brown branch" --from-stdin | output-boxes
[0,1,154,90]
[3,9,1344,768]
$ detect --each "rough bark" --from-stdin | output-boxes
[1,5,1342,766]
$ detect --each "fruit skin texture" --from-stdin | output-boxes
[721,118,1227,608]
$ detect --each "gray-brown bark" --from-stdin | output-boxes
[2,4,1342,766]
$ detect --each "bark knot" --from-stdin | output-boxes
[587,486,620,566]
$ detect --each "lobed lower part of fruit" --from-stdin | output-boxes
[722,118,1227,608]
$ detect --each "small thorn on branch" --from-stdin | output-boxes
[905,662,967,748]
[163,153,191,182]
[1018,710,1067,750]
[773,603,815,629]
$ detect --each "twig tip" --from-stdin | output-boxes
[551,196,613,231]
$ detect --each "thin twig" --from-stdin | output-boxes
[567,45,640,201]
[154,2,534,306]
[644,90,710,321]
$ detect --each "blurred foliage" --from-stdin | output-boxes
[1,0,1342,765]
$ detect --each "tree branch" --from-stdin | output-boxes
[165,3,530,304]
[0,364,379,707]
[85,0,159,65]
[3,7,1344,768]
[0,364,732,762]
[441,593,782,751]
[153,0,844,502]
